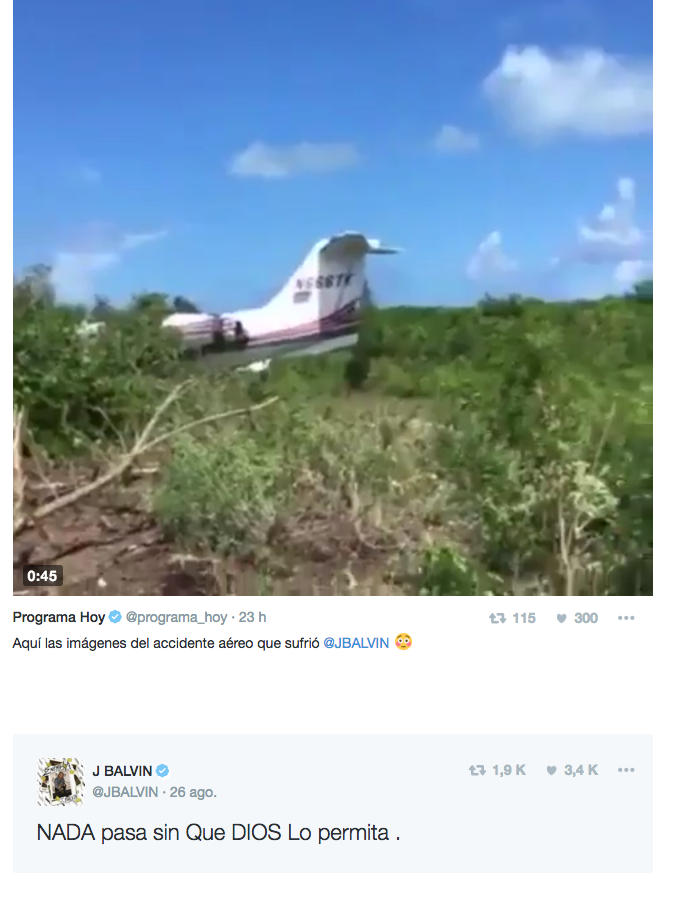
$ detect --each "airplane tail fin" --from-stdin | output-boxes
[290,233,400,335]
[282,232,399,317]
[224,232,400,344]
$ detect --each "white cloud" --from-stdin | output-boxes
[51,251,119,300]
[50,227,169,300]
[614,258,651,287]
[576,176,644,263]
[229,141,360,177]
[120,229,169,250]
[432,124,480,153]
[544,177,651,296]
[466,230,518,280]
[483,45,652,138]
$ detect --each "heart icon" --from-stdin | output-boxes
[557,614,567,623]
[547,766,557,775]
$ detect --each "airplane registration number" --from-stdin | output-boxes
[295,273,354,291]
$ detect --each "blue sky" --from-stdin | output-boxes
[13,0,652,309]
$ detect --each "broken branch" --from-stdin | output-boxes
[13,387,278,535]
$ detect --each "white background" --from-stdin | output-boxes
[2,596,671,896]
[3,0,669,894]
[13,733,654,873]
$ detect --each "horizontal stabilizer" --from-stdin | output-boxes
[364,238,401,254]
[319,232,401,258]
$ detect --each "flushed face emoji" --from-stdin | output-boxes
[395,633,412,650]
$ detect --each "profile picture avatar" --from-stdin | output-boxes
[38,758,84,807]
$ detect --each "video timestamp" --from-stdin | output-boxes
[22,565,63,587]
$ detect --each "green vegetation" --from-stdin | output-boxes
[13,266,652,595]
[14,267,182,453]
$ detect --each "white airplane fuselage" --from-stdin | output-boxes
[161,232,398,361]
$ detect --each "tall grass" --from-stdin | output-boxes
[13,279,652,595]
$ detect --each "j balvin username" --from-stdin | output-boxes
[38,823,395,843]
[92,765,156,776]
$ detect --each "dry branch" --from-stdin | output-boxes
[13,408,25,522]
[13,385,278,535]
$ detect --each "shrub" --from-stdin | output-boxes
[344,350,371,389]
[154,433,285,555]
[417,545,502,595]
[14,302,180,453]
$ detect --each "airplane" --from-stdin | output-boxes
[160,232,399,365]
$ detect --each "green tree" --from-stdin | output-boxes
[131,291,171,317]
[13,264,55,312]
[173,295,201,313]
[91,295,115,320]
[630,278,653,302]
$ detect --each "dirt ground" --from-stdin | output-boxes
[13,465,402,596]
